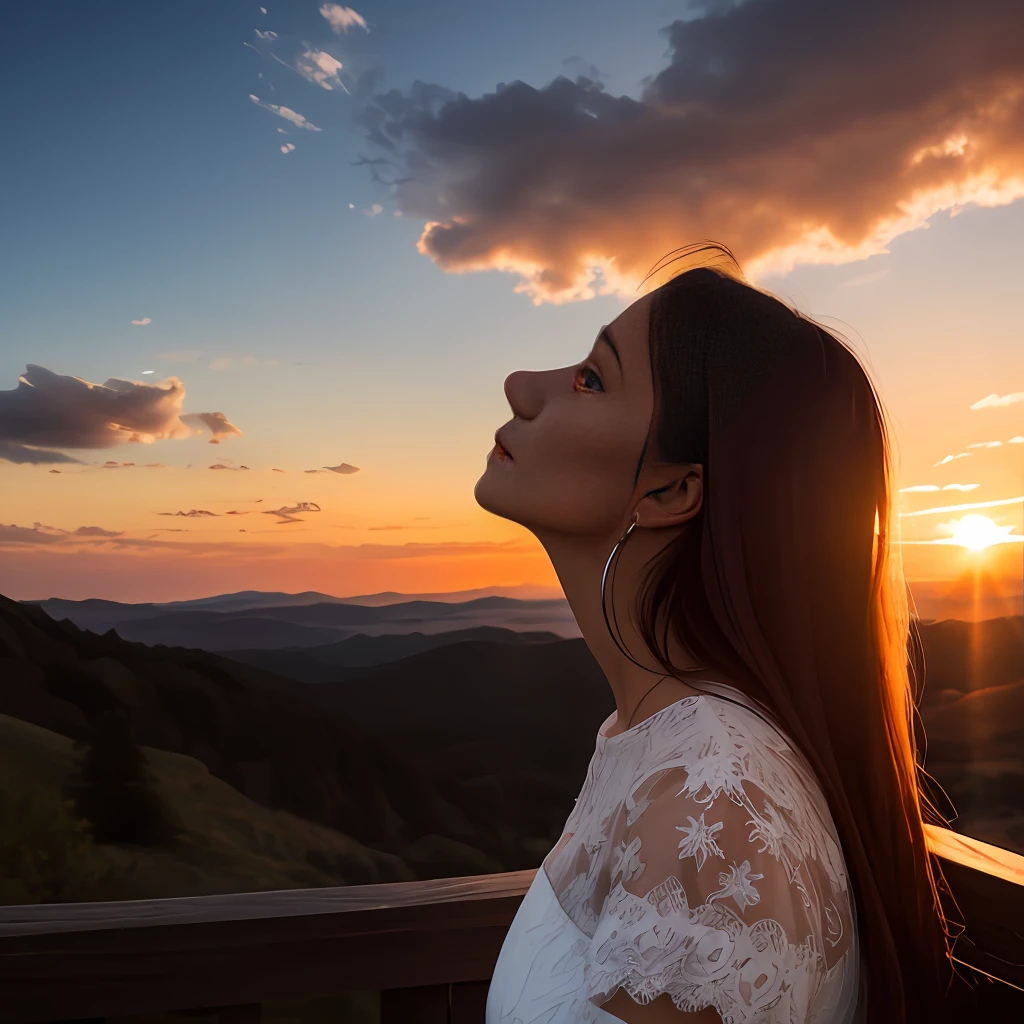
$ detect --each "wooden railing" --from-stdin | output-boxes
[0,826,1021,1023]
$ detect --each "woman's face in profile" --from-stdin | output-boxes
[474,292,658,541]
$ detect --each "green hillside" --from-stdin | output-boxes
[0,711,417,903]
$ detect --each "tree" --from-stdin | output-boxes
[70,709,182,845]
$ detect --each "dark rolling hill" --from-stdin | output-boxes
[0,593,590,902]
[912,615,1024,698]
[273,638,611,772]
[222,625,565,681]
[4,585,1023,905]
[68,610,360,652]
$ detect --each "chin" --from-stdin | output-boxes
[473,472,522,525]
[473,472,504,514]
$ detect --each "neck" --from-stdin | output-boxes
[535,522,713,732]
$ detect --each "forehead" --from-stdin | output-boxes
[604,292,652,367]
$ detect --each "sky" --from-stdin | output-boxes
[2,0,1024,609]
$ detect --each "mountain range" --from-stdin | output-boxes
[22,593,582,650]
[2,586,1022,907]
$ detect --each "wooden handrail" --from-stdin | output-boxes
[0,870,536,1022]
[0,828,1020,1023]
[923,825,1024,993]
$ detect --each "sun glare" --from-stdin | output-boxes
[950,514,1015,551]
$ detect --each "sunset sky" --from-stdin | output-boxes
[3,0,1024,607]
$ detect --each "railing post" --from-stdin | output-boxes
[449,980,489,1023]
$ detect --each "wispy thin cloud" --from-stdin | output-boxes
[249,94,321,131]
[323,462,360,474]
[255,29,278,41]
[319,4,368,33]
[899,495,1024,518]
[971,392,1024,409]
[179,411,242,444]
[264,501,322,524]
[295,50,347,92]
[130,317,152,326]
[932,452,972,467]
[900,483,980,493]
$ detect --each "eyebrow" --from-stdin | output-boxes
[595,326,622,379]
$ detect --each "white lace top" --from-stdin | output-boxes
[486,681,863,1023]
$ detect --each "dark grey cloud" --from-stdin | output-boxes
[0,440,84,465]
[263,501,322,524]
[561,56,604,83]
[0,365,241,462]
[0,522,123,545]
[0,523,66,545]
[354,0,1024,302]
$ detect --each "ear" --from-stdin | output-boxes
[637,465,703,529]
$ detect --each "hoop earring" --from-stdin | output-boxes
[600,512,651,671]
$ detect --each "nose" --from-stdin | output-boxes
[503,369,529,418]
[503,367,556,421]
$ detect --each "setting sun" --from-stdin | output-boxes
[950,514,1017,551]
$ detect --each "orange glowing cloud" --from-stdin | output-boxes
[355,0,1024,303]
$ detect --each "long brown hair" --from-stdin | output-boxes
[620,243,963,1021]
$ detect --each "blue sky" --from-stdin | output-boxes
[2,0,1023,603]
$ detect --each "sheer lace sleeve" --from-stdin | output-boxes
[584,764,856,1023]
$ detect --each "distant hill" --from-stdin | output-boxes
[913,615,1024,699]
[21,594,581,650]
[153,583,565,612]
[222,626,565,680]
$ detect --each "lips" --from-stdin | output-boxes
[494,429,513,459]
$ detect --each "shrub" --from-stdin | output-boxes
[0,752,101,904]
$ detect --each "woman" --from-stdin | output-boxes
[479,245,959,1023]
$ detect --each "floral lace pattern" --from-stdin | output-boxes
[537,691,861,1023]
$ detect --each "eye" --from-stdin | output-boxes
[574,363,604,393]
